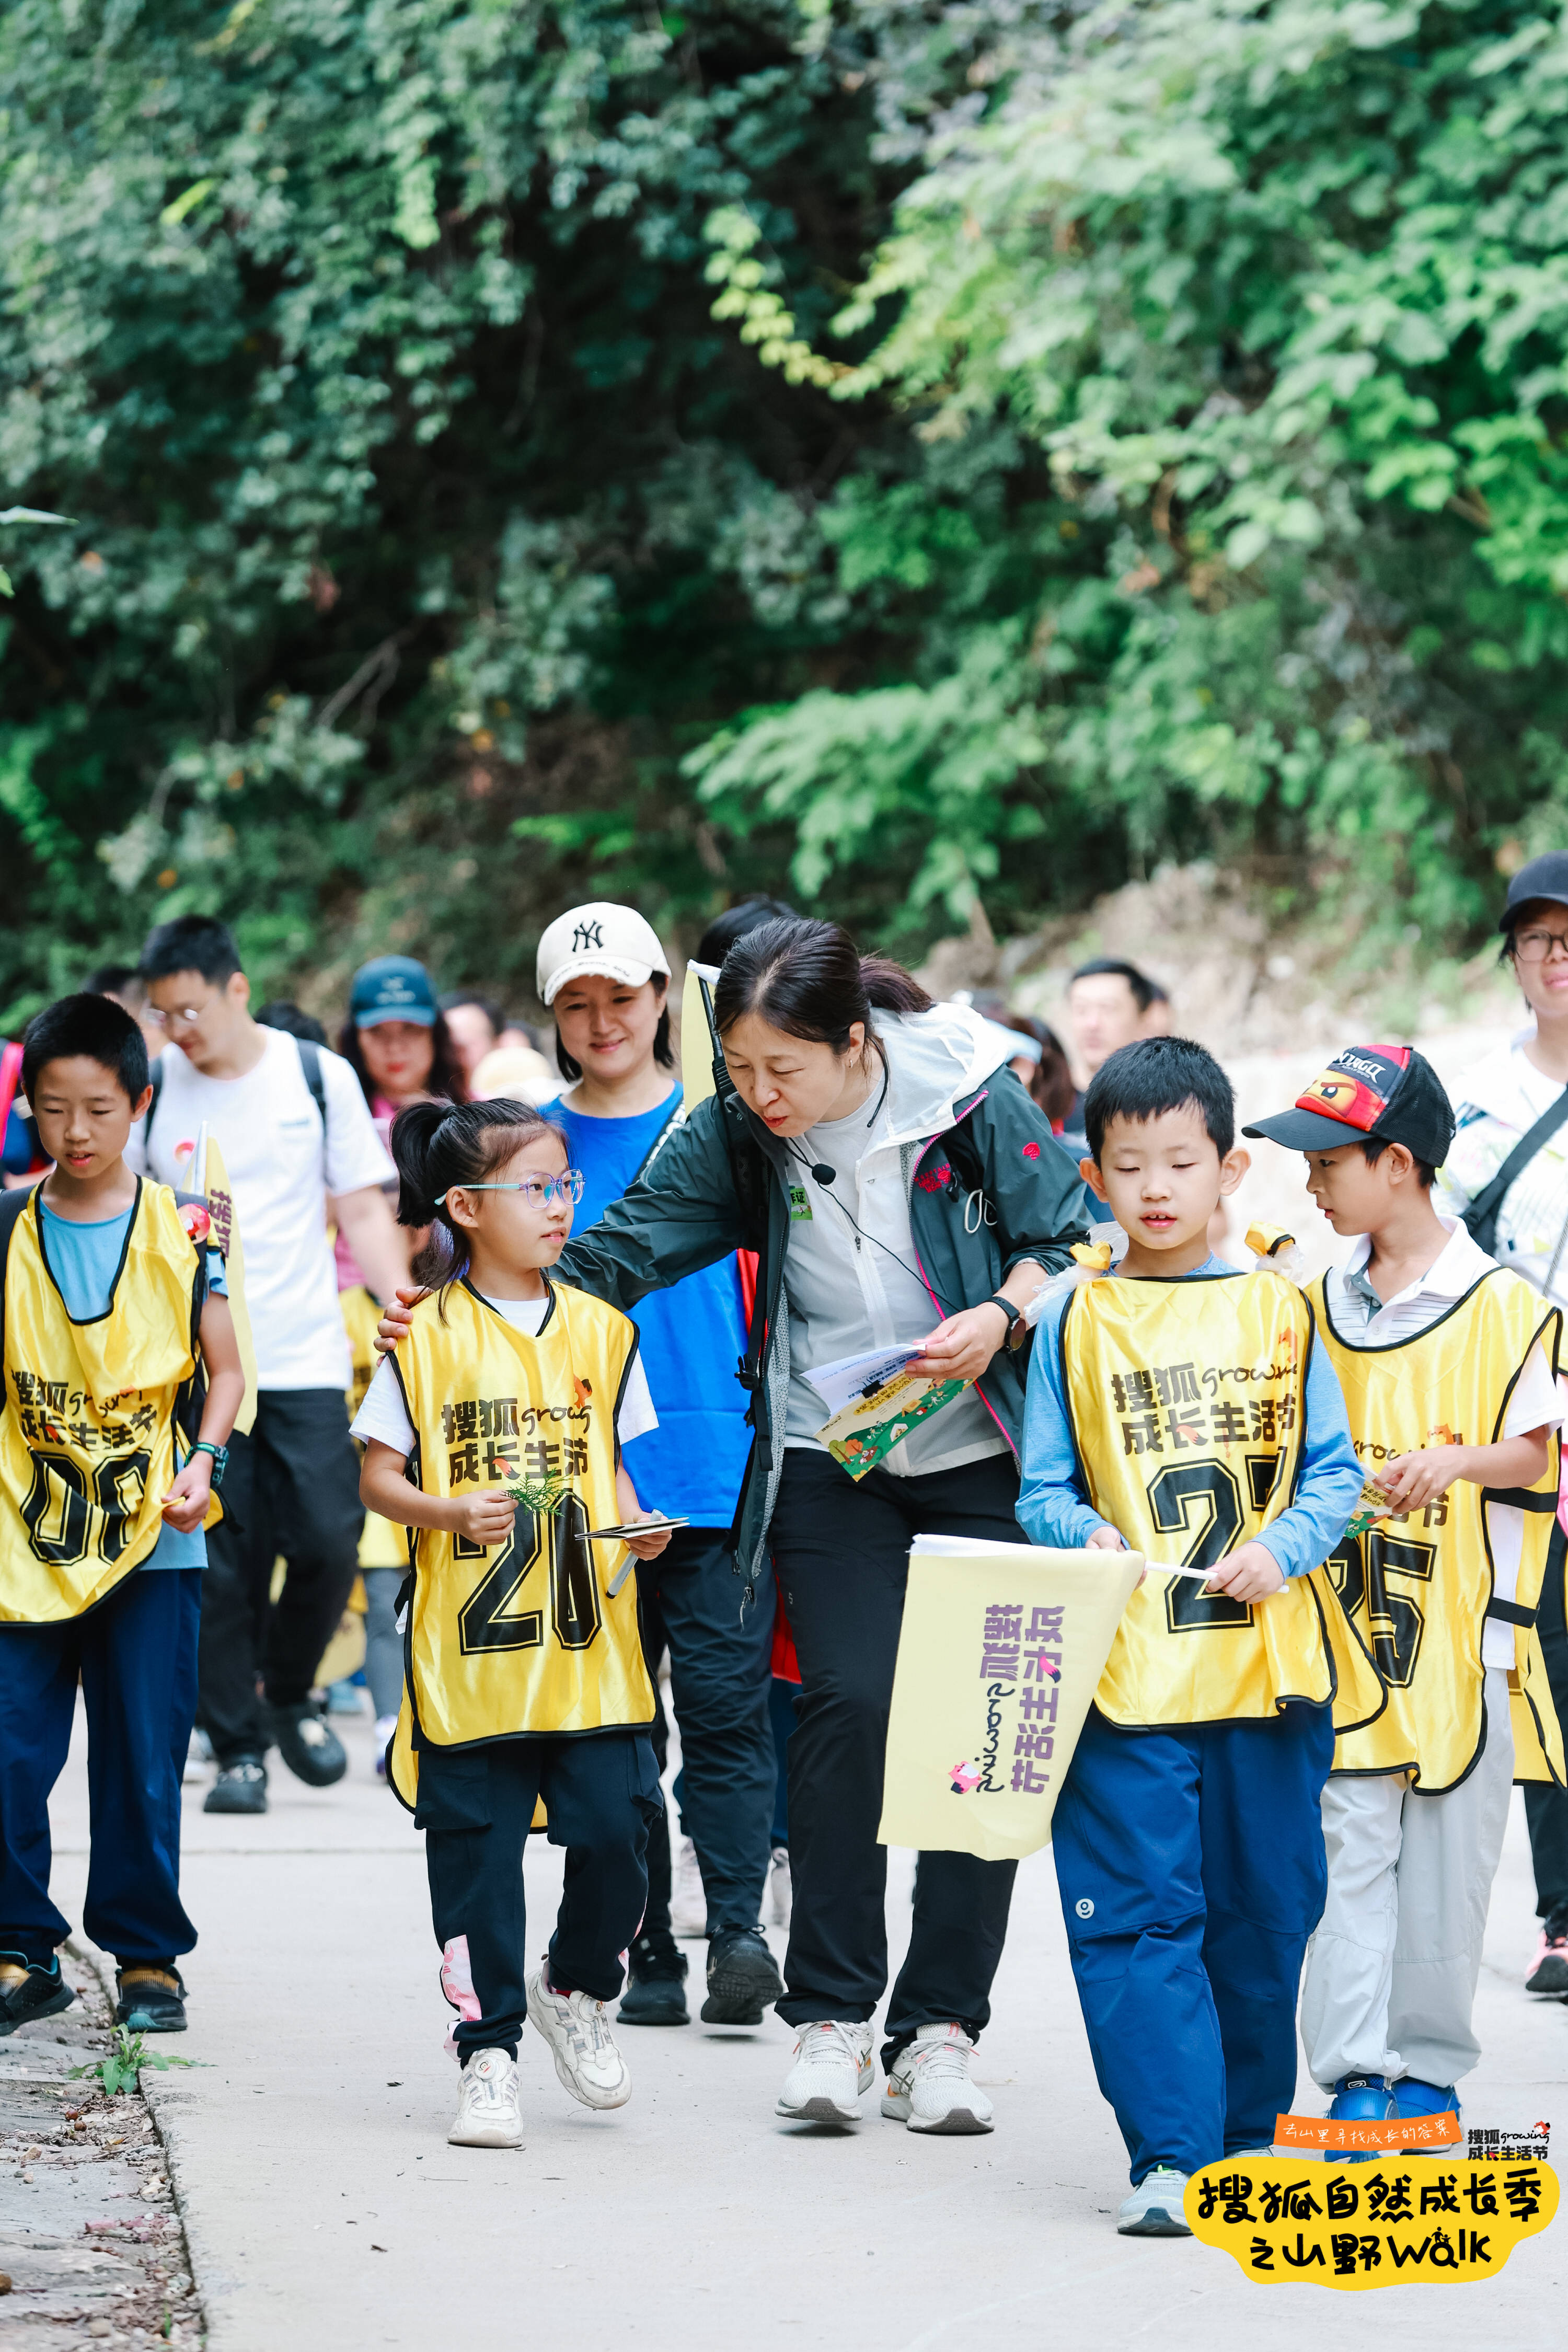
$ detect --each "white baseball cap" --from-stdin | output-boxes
[536,902,672,1007]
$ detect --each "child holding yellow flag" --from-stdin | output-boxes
[0,994,245,2039]
[1243,1045,1562,2153]
[1017,1036,1371,2238]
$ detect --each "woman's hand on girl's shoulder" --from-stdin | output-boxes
[375,1283,427,1354]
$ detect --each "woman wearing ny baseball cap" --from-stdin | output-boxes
[532,902,780,2034]
[1437,852,1568,1997]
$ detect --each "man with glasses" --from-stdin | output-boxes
[130,916,408,1813]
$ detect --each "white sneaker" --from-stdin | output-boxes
[770,1844,792,1928]
[374,1714,399,1781]
[880,2022,994,2134]
[181,1728,213,1781]
[447,2047,523,2148]
[1116,2167,1192,2236]
[526,1968,632,2110]
[775,2021,874,2123]
[670,1837,707,1938]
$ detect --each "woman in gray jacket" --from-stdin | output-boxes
[383,918,1089,2132]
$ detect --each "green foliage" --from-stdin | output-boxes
[7,0,1568,1012]
[71,2025,206,2097]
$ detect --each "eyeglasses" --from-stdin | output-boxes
[143,1004,207,1028]
[435,1171,585,1209]
[1512,927,1568,963]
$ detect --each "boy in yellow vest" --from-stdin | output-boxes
[1018,1036,1371,2235]
[0,994,244,2036]
[1243,1045,1562,2151]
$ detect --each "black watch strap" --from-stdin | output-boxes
[986,1293,1024,1350]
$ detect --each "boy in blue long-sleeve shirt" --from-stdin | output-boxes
[1018,1037,1376,2236]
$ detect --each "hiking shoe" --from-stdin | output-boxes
[775,2021,874,2124]
[619,1949,689,2027]
[881,2021,993,2135]
[770,1844,792,1928]
[670,1836,707,1937]
[1117,2168,1192,2236]
[0,1954,75,2037]
[204,1757,268,1814]
[526,1967,631,2109]
[115,1966,187,2034]
[1328,2071,1393,2163]
[448,2047,523,2149]
[1526,1920,1568,1996]
[1390,2076,1461,2152]
[270,1700,347,1787]
[701,1925,783,2025]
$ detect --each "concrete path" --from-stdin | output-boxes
[44,1704,1566,2351]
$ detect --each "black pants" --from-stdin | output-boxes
[769,1448,1025,2069]
[199,1389,365,1765]
[1526,1523,1568,1930]
[636,1525,776,1933]
[419,1731,663,2065]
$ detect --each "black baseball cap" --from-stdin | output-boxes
[1500,851,1568,930]
[1242,1043,1456,1163]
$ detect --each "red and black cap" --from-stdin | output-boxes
[1242,1043,1455,1164]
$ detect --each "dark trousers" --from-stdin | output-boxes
[1053,1700,1334,2185]
[420,1731,662,2065]
[769,1448,1024,2068]
[0,1568,200,1967]
[632,1587,677,1971]
[1526,1523,1568,1929]
[199,1389,364,1764]
[636,1526,776,1933]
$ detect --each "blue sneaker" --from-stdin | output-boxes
[1390,2076,1461,2152]
[1328,2071,1392,2163]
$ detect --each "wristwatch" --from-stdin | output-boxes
[985,1294,1029,1353]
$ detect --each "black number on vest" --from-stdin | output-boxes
[1328,1530,1432,1688]
[19,1449,151,1567]
[457,1495,603,1656]
[1145,1460,1252,1630]
[549,1494,602,1652]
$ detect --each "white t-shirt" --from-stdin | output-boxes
[1438,1037,1568,1308]
[127,1030,395,1391]
[1324,1217,1564,1667]
[350,1291,658,1458]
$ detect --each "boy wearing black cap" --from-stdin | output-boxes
[1244,1045,1566,2149]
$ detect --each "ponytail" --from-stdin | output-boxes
[711,917,931,1055]
[389,1097,567,1308]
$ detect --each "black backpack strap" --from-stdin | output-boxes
[0,1184,34,1401]
[296,1037,328,1132]
[143,1054,166,1150]
[1461,1086,1568,1256]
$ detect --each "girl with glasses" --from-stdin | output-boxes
[351,1097,672,2150]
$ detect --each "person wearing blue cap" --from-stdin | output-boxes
[337,958,468,1123]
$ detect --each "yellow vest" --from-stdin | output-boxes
[0,1181,208,1623]
[1310,1267,1565,1790]
[1060,1269,1385,1731]
[387,1278,654,1808]
[340,1282,407,1571]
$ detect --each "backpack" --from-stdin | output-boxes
[144,1032,328,1153]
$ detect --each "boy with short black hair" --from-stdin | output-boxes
[0,994,245,2035]
[1243,1045,1563,2150]
[1018,1036,1373,2235]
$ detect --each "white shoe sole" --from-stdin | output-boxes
[526,1981,632,2111]
[447,2118,524,2148]
[776,2090,863,2123]
[880,2091,993,2134]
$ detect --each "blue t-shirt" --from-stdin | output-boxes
[38,1194,225,1572]
[542,1089,751,1526]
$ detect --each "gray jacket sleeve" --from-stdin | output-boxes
[556,1094,751,1310]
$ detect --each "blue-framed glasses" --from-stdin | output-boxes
[435,1170,585,1209]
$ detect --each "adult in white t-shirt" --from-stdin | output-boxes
[1437,852,1568,1994]
[132,916,409,1816]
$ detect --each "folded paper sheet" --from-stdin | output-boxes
[879,1540,1144,1861]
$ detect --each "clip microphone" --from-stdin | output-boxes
[810,1163,836,1186]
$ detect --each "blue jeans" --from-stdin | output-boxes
[638,1527,776,1933]
[1053,1700,1334,2184]
[0,1567,201,1967]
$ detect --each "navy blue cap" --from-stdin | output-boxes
[350,955,437,1029]
[1502,852,1568,930]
